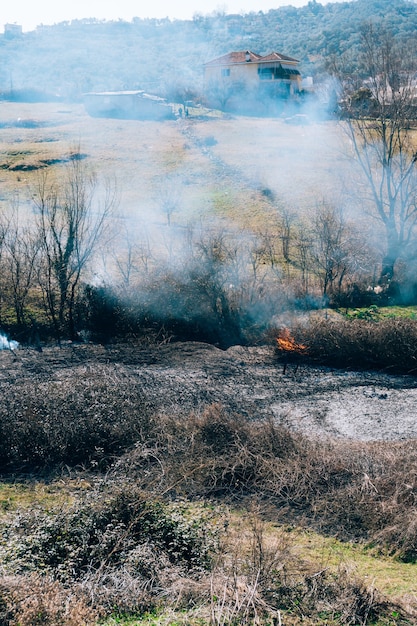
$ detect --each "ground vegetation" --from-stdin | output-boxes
[0,344,415,624]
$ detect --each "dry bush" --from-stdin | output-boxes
[114,404,417,563]
[0,367,154,470]
[0,574,96,625]
[288,317,417,373]
[206,508,403,626]
[115,404,299,499]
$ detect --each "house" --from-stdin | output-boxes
[83,90,174,120]
[204,50,302,113]
[4,23,23,39]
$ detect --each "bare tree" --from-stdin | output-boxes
[309,203,351,298]
[34,153,115,340]
[110,225,152,295]
[204,78,245,111]
[335,24,417,284]
[0,209,10,325]
[156,175,183,226]
[3,205,40,328]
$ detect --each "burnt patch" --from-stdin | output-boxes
[0,119,52,129]
[0,152,88,172]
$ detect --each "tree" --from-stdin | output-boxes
[3,206,41,329]
[334,23,417,284]
[310,203,350,298]
[34,153,115,340]
[156,175,182,226]
[204,78,245,111]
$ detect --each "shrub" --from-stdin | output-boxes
[0,367,154,470]
[1,487,219,583]
[0,574,95,626]
[281,317,417,373]
[114,404,417,563]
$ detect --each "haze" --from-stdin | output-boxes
[3,0,346,32]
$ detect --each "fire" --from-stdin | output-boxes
[276,328,307,354]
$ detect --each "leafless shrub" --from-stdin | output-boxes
[283,316,417,373]
[113,403,417,564]
[0,574,96,626]
[0,366,154,470]
[205,505,400,626]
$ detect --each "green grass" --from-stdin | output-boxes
[342,305,417,321]
[287,527,417,599]
[0,479,88,514]
[101,611,207,625]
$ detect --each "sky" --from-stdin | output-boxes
[2,0,342,32]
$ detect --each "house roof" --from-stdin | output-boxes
[259,52,299,63]
[204,50,299,66]
[204,51,262,66]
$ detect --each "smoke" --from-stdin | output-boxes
[0,26,411,348]
[0,333,19,350]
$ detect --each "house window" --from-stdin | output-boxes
[258,65,300,81]
[258,67,274,80]
[221,68,230,77]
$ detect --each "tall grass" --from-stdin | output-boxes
[277,317,417,374]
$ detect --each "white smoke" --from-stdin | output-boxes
[0,334,19,350]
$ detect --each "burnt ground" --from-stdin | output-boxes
[1,340,417,442]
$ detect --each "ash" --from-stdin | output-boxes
[1,341,416,442]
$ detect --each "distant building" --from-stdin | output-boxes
[4,23,23,39]
[83,90,174,120]
[204,50,302,113]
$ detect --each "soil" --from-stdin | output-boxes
[2,340,416,442]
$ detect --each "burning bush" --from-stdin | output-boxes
[289,316,417,373]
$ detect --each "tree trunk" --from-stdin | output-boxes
[380,226,400,284]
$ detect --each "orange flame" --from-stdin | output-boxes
[276,328,307,354]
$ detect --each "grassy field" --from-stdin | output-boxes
[0,101,349,231]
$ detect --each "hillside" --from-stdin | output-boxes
[1,0,417,99]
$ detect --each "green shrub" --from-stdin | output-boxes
[1,488,218,582]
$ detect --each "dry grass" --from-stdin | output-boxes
[190,115,350,214]
[0,101,350,233]
[286,316,417,373]
[0,574,96,625]
[0,102,254,223]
